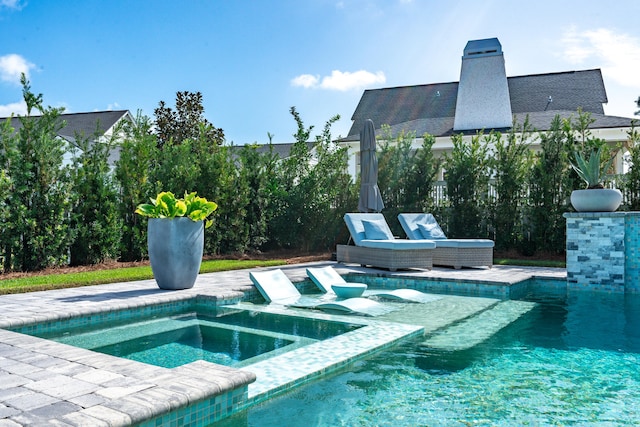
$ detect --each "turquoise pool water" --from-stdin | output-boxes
[20,309,362,369]
[215,291,640,426]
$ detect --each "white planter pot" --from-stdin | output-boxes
[570,188,622,212]
[148,217,204,290]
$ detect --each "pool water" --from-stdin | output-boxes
[214,291,640,426]
[90,316,298,368]
[23,309,362,369]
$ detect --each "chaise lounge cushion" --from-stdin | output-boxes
[345,213,435,250]
[362,219,394,240]
[417,222,447,240]
[431,239,494,248]
[397,213,494,265]
[359,239,435,250]
[399,213,493,249]
[396,213,494,269]
[344,213,393,246]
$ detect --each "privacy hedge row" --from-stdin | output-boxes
[1,79,639,272]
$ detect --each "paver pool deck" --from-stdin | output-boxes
[0,262,566,426]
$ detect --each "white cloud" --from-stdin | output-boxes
[0,100,27,117]
[560,27,640,88]
[292,69,386,91]
[0,54,35,84]
[291,74,319,88]
[0,0,24,10]
[321,70,386,91]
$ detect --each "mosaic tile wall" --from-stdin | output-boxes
[625,214,640,293]
[345,274,514,299]
[135,386,249,427]
[564,212,640,293]
[10,299,196,335]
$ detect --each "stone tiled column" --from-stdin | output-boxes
[564,212,640,293]
[625,214,640,292]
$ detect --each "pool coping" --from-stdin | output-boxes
[0,262,566,426]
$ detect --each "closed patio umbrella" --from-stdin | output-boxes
[357,119,384,213]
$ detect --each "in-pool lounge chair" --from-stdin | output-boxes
[397,213,494,269]
[306,266,440,303]
[336,213,435,271]
[249,269,394,316]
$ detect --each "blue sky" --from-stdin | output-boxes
[1,0,639,145]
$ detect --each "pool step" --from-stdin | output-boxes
[420,300,536,351]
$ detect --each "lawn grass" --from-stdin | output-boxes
[0,257,564,295]
[494,258,566,268]
[0,259,286,294]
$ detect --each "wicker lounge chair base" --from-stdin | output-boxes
[336,244,433,271]
[432,246,493,269]
[397,213,494,269]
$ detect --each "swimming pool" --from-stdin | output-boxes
[213,288,640,426]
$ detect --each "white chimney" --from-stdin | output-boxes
[453,38,512,131]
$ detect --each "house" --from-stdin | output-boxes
[339,37,635,179]
[4,110,319,168]
[2,110,134,166]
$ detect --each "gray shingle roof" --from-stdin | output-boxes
[507,70,607,115]
[2,110,131,142]
[376,110,634,142]
[344,69,613,141]
[237,141,316,158]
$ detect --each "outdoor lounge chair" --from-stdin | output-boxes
[336,213,435,271]
[249,269,394,316]
[397,213,494,269]
[306,266,440,303]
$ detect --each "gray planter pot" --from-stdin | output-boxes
[148,217,204,290]
[570,188,622,212]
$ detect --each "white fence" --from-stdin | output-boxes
[430,175,627,207]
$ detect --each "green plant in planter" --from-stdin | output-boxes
[135,191,218,228]
[571,146,616,189]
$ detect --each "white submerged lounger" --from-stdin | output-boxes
[306,266,440,304]
[249,269,394,316]
[397,213,494,269]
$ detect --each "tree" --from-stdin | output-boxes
[266,107,314,249]
[0,119,14,272]
[491,117,534,251]
[265,107,352,251]
[114,112,158,261]
[526,115,573,254]
[377,126,417,230]
[377,126,442,236]
[443,132,491,238]
[622,120,640,210]
[406,134,442,213]
[68,127,123,265]
[3,75,71,271]
[238,142,273,252]
[200,142,250,255]
[154,91,224,148]
[297,112,353,251]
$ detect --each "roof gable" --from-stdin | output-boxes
[2,110,132,141]
[349,82,458,135]
[508,70,606,115]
